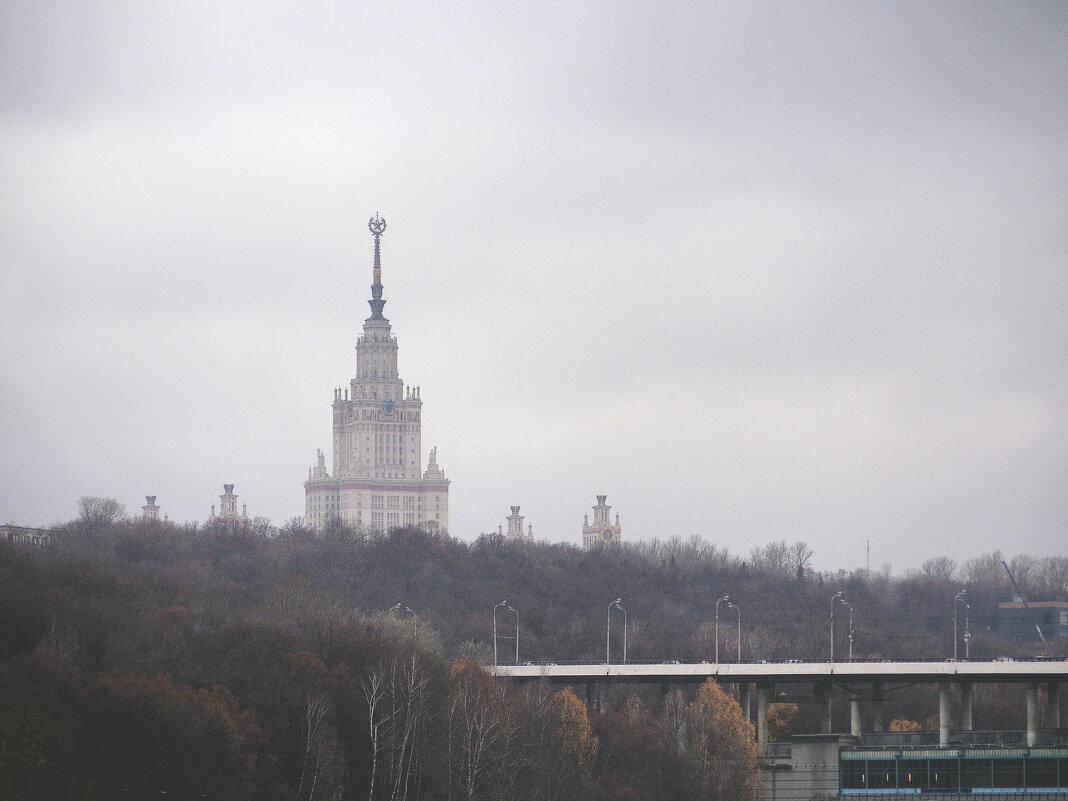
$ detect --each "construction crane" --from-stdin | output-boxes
[1002,560,1046,643]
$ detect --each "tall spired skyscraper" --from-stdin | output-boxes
[305,215,449,532]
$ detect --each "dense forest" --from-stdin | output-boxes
[1,503,1065,800]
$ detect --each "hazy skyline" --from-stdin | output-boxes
[2,2,1065,572]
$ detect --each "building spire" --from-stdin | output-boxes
[367,212,388,321]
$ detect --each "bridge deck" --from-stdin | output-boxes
[491,660,1068,685]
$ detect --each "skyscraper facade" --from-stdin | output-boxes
[305,215,449,532]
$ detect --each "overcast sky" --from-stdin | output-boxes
[2,2,1065,572]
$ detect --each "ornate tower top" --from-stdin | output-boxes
[504,506,533,541]
[367,212,388,321]
[583,494,621,549]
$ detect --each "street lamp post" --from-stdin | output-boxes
[954,590,963,661]
[511,603,519,663]
[954,589,969,661]
[963,599,971,659]
[731,601,741,662]
[494,601,518,666]
[616,600,627,663]
[840,598,854,662]
[493,600,507,667]
[607,598,625,664]
[830,591,843,661]
[715,595,730,664]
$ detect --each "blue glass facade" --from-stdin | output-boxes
[841,748,1068,794]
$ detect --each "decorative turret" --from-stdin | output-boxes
[503,505,534,542]
[583,494,622,549]
[211,483,248,525]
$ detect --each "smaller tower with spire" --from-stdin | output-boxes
[210,484,249,525]
[582,494,621,549]
[500,505,534,542]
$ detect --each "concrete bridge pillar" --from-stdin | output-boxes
[939,682,951,747]
[739,682,751,722]
[585,682,605,714]
[1048,682,1061,729]
[850,692,862,738]
[961,681,973,731]
[1026,683,1039,747]
[815,683,833,733]
[872,682,884,732]
[756,682,772,752]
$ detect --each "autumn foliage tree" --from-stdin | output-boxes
[78,672,258,800]
[684,679,758,801]
[588,694,691,801]
[767,702,799,741]
[542,687,598,800]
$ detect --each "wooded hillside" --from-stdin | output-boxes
[1,514,1063,799]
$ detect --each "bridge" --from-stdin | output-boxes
[492,659,1068,749]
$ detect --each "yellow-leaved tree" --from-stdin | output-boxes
[685,679,758,801]
[889,718,923,732]
[767,702,799,741]
[546,687,597,800]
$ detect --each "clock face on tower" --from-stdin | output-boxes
[601,528,615,543]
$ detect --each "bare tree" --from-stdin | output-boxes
[77,496,126,526]
[787,541,814,579]
[750,540,790,576]
[296,695,346,801]
[385,653,430,801]
[963,551,1008,591]
[1008,555,1039,595]
[920,557,957,581]
[361,668,395,801]
[445,658,509,801]
[660,687,688,753]
[1037,556,1068,597]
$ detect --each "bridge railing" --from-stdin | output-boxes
[494,657,1064,667]
[856,729,1068,749]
